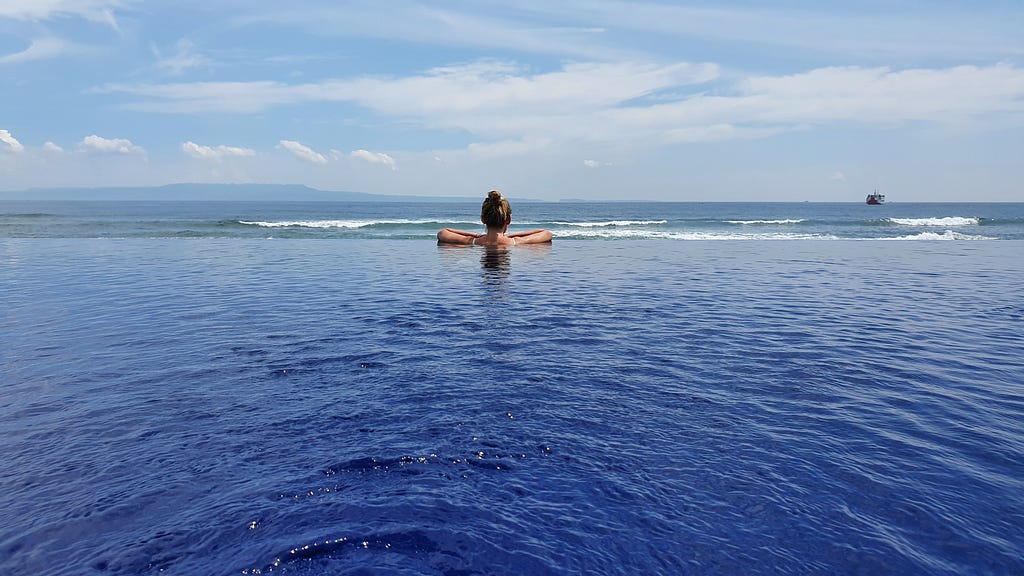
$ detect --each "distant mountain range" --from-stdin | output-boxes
[0,183,480,202]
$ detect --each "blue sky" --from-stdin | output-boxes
[1,0,1022,201]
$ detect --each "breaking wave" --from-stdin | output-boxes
[888,217,981,227]
[548,220,668,227]
[881,230,993,241]
[238,219,449,229]
[725,219,805,225]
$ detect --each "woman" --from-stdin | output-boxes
[437,190,552,246]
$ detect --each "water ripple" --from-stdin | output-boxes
[1,239,1022,575]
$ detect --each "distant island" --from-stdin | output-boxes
[0,183,482,202]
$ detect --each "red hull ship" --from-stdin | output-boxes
[866,190,885,205]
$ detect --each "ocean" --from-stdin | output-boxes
[1,200,1022,575]
[2,200,1024,240]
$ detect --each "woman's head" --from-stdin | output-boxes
[480,190,512,229]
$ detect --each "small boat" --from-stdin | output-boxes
[866,190,885,205]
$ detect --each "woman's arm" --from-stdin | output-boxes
[437,228,480,244]
[507,229,553,244]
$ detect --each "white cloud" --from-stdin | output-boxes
[236,4,633,61]
[182,141,255,160]
[662,124,791,144]
[583,159,612,168]
[740,65,1024,124]
[101,80,302,114]
[100,59,717,118]
[99,61,1024,149]
[0,0,130,29]
[463,1,1024,61]
[0,130,25,153]
[0,38,71,65]
[350,149,397,171]
[588,64,1024,146]
[363,60,718,116]
[234,2,1024,67]
[153,39,211,76]
[42,141,64,153]
[278,140,327,165]
[830,171,846,181]
[466,138,552,159]
[78,134,144,155]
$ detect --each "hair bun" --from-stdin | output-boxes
[480,189,512,227]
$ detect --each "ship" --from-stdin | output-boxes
[866,190,885,205]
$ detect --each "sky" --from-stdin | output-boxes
[1,0,1023,201]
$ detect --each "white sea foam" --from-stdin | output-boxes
[549,220,668,227]
[725,219,805,225]
[240,220,368,228]
[555,227,994,240]
[881,230,992,240]
[239,219,447,228]
[889,217,980,226]
[554,228,837,240]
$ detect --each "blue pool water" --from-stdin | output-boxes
[1,202,1023,575]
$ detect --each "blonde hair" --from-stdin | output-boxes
[480,190,511,228]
